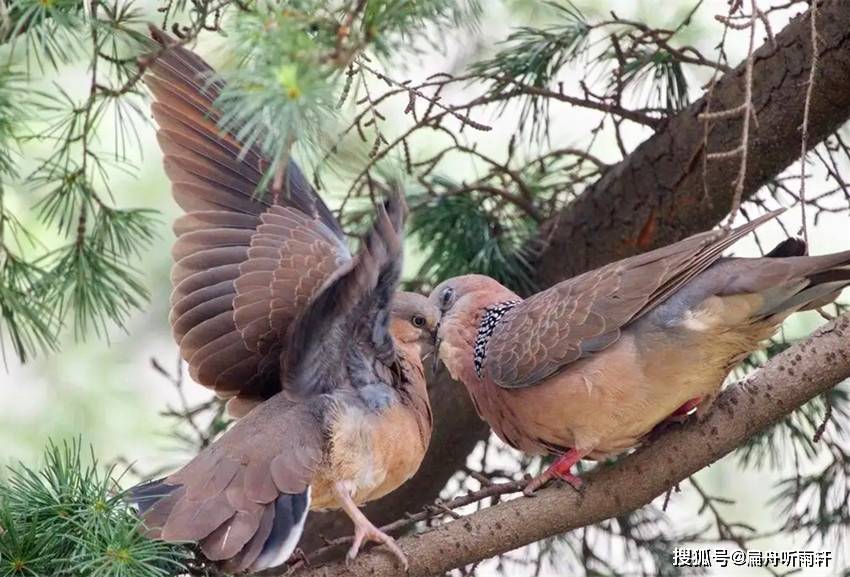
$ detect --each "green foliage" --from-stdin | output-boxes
[0,253,55,363]
[773,453,850,547]
[401,140,602,297]
[0,67,26,178]
[0,439,191,577]
[47,236,150,339]
[217,3,341,189]
[410,185,536,294]
[2,0,86,70]
[359,0,481,57]
[217,0,480,190]
[0,0,154,362]
[468,1,698,141]
[471,1,590,141]
[0,66,56,362]
[611,47,689,112]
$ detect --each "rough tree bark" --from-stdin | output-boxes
[297,313,850,577]
[537,0,850,285]
[299,0,850,552]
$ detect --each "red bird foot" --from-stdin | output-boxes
[523,449,588,496]
[646,397,705,440]
[666,397,702,424]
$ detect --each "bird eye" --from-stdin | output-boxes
[412,315,426,327]
[439,287,455,310]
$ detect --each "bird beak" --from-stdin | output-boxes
[432,334,444,374]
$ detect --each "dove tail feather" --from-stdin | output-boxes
[250,488,311,572]
[757,250,850,319]
[130,477,311,573]
[128,477,178,515]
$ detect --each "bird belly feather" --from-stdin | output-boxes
[309,401,427,509]
[479,306,776,458]
[494,335,656,456]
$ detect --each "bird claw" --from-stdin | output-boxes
[523,470,585,496]
[555,472,585,493]
[522,483,540,498]
[346,523,408,571]
[523,450,587,496]
[289,547,310,567]
[523,469,551,496]
[380,535,408,572]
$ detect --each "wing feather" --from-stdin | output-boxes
[283,193,406,398]
[146,28,351,402]
[142,396,323,562]
[486,210,784,388]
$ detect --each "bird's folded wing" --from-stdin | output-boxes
[146,28,350,400]
[143,396,323,571]
[485,210,784,389]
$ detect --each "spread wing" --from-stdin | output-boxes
[146,27,349,402]
[284,193,406,398]
[485,210,784,389]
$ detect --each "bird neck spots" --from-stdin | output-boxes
[473,300,521,378]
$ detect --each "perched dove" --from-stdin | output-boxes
[131,29,439,572]
[430,211,850,494]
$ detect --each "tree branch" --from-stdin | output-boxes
[536,0,850,284]
[294,313,850,577]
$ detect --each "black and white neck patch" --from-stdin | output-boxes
[473,300,521,378]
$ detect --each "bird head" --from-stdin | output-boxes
[390,291,441,358]
[428,275,519,376]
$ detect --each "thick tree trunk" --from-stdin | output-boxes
[296,314,850,577]
[537,0,850,285]
[299,0,850,555]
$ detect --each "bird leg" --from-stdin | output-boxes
[523,449,589,496]
[646,397,705,440]
[332,482,408,570]
[666,396,702,423]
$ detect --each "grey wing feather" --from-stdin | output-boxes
[283,192,406,398]
[485,210,785,389]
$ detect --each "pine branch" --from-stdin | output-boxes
[0,439,193,577]
[0,0,235,362]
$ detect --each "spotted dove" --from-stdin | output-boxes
[131,28,439,572]
[430,211,850,493]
